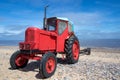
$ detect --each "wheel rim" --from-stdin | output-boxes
[72,41,79,60]
[46,57,55,73]
[15,54,27,66]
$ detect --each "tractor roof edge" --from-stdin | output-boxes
[56,17,69,21]
[47,17,74,25]
[48,17,69,21]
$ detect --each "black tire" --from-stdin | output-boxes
[10,51,28,69]
[65,35,80,64]
[39,52,57,78]
[54,52,57,56]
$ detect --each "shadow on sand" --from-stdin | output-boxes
[8,58,68,79]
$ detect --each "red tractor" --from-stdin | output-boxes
[10,6,80,78]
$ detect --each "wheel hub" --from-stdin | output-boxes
[15,54,27,66]
[46,57,55,73]
[72,41,79,60]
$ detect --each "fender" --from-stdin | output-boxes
[66,32,75,40]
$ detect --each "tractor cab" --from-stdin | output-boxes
[46,17,74,34]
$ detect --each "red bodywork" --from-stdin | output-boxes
[10,11,80,78]
[19,18,73,56]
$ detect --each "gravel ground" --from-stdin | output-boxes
[0,46,120,80]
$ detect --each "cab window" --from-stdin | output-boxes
[68,23,73,32]
[58,21,67,35]
[47,19,56,31]
[49,25,55,31]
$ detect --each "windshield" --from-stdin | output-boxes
[47,18,56,31]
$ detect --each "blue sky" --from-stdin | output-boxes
[0,0,120,40]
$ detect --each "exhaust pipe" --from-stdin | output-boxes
[43,5,49,30]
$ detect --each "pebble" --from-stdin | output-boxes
[55,59,120,80]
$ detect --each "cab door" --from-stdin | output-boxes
[56,20,68,52]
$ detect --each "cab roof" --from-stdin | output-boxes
[47,17,73,25]
[47,17,69,21]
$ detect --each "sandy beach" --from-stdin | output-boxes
[0,46,120,80]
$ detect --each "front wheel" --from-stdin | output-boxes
[39,52,57,78]
[10,51,28,69]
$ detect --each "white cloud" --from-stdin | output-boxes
[54,11,120,29]
[6,30,24,35]
[54,12,104,27]
[0,25,26,36]
[54,11,120,39]
[0,27,5,33]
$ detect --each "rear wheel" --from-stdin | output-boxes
[10,51,28,69]
[39,52,57,78]
[65,35,80,64]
